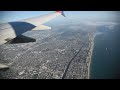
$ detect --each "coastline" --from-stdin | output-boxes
[86,33,95,79]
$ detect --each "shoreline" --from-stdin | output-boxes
[86,33,96,79]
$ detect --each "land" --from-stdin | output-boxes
[86,33,95,79]
[0,24,96,79]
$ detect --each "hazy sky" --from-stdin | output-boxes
[0,11,119,24]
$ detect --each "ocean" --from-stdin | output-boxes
[90,25,120,79]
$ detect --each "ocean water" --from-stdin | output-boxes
[90,25,120,79]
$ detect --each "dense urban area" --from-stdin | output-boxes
[0,23,96,79]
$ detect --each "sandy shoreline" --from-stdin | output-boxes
[86,33,95,79]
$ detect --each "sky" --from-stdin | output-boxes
[0,11,119,24]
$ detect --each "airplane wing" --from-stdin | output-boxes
[21,11,65,30]
[0,11,65,69]
[0,11,65,45]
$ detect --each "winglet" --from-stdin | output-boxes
[56,11,66,17]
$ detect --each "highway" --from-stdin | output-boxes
[62,40,88,79]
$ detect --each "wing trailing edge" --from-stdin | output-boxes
[32,25,51,30]
[0,64,9,70]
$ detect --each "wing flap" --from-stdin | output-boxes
[32,25,51,30]
[5,35,36,44]
[0,63,9,70]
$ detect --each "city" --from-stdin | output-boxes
[0,23,96,79]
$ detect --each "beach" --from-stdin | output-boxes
[86,32,96,79]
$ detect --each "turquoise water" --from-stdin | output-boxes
[90,25,120,79]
